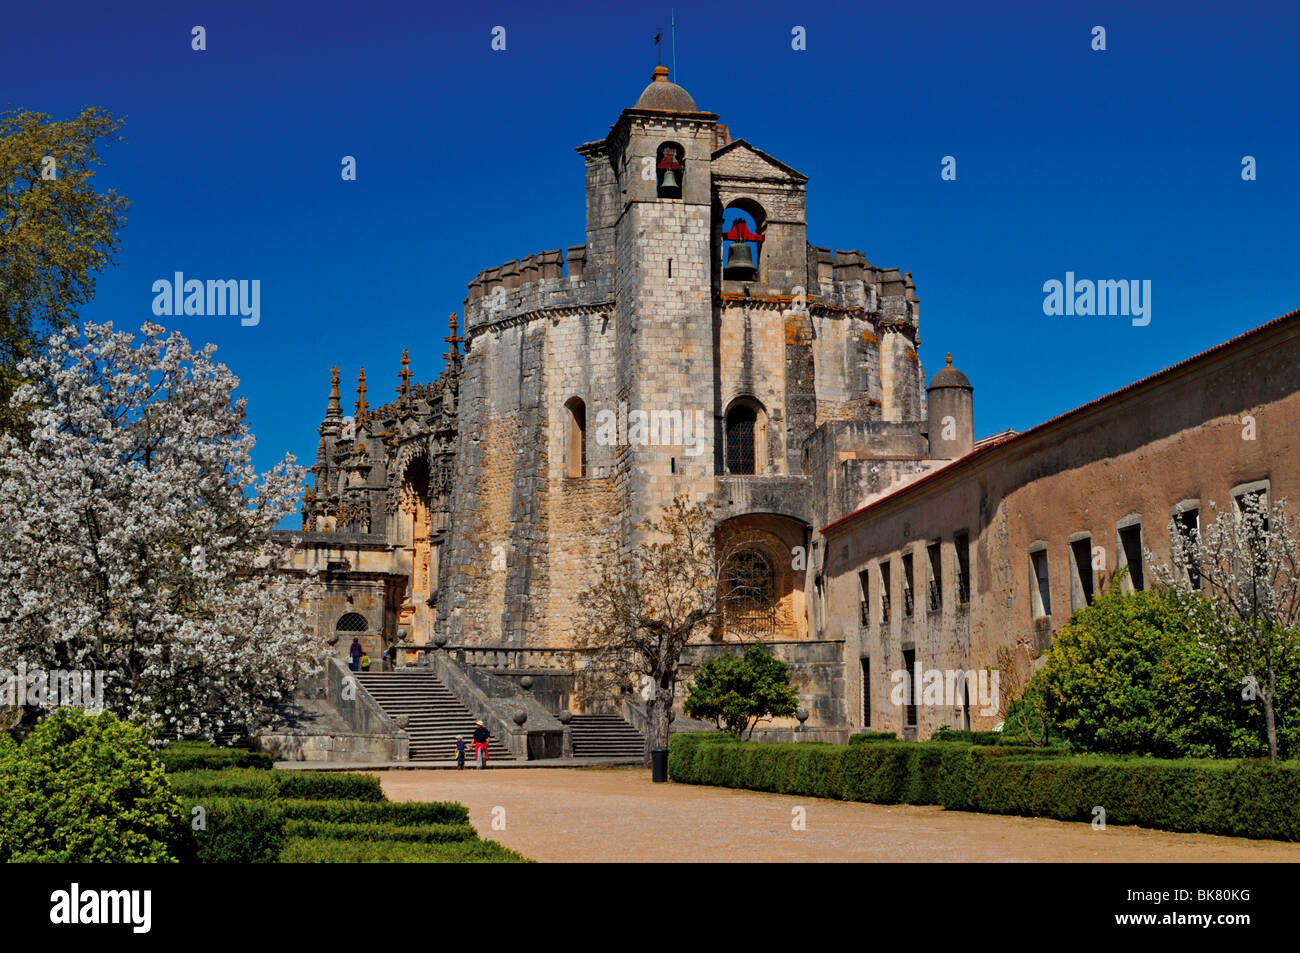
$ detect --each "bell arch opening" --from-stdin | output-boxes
[656,141,684,199]
[721,199,766,282]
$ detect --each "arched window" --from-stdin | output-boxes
[565,397,587,479]
[656,142,684,199]
[336,612,367,632]
[725,400,761,474]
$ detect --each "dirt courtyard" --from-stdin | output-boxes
[378,766,1300,862]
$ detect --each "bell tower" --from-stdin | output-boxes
[601,67,724,534]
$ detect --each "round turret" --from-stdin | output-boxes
[927,353,974,459]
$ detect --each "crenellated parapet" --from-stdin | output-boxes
[463,245,611,338]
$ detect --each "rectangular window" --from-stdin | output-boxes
[880,561,891,624]
[1118,523,1144,591]
[954,531,971,607]
[1069,537,1094,610]
[858,569,871,626]
[902,649,917,727]
[1030,549,1052,618]
[926,541,943,612]
[1233,484,1270,610]
[1174,507,1201,590]
[860,658,871,726]
[902,552,915,618]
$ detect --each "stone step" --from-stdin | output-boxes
[354,671,515,761]
[569,713,646,758]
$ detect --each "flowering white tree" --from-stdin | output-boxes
[0,321,322,741]
[1152,494,1300,761]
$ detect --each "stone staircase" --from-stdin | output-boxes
[355,671,515,763]
[569,713,646,759]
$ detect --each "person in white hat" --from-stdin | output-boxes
[472,720,491,768]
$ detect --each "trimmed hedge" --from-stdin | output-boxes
[279,837,530,863]
[168,768,385,803]
[285,820,478,843]
[964,749,1300,840]
[271,772,384,802]
[278,798,469,826]
[159,741,273,773]
[848,731,900,745]
[169,769,279,801]
[668,733,1300,841]
[182,797,286,863]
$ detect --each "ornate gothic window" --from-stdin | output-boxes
[723,549,776,638]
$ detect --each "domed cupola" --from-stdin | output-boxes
[633,65,698,112]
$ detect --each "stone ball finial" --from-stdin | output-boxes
[513,711,528,726]
[433,633,448,648]
[557,710,573,725]
[520,675,534,691]
[796,708,809,725]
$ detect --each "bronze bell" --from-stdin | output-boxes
[659,168,681,197]
[723,240,757,281]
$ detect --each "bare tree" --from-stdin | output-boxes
[1152,494,1300,761]
[571,495,763,765]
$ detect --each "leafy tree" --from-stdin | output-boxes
[572,496,759,765]
[0,107,129,437]
[1003,585,1296,757]
[0,321,322,742]
[1153,494,1300,760]
[683,645,800,738]
[0,709,186,862]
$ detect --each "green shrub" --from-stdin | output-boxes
[285,820,477,843]
[158,741,273,772]
[1015,587,1298,758]
[0,709,186,862]
[278,798,469,826]
[272,771,384,802]
[182,796,286,863]
[279,837,530,863]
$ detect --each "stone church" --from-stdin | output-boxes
[275,65,1300,755]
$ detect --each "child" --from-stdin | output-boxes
[454,736,467,770]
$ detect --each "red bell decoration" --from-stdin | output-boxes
[723,218,762,281]
[658,147,683,197]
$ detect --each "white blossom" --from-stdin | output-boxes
[0,321,323,742]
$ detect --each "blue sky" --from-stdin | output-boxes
[4,0,1298,522]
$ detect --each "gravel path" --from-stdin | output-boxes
[378,766,1300,862]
